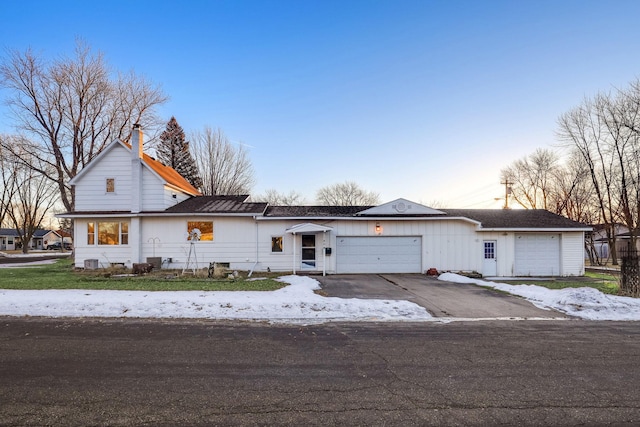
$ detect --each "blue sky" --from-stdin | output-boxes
[2,0,640,207]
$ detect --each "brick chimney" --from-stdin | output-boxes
[131,124,143,213]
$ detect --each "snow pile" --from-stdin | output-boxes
[439,272,640,321]
[0,275,432,324]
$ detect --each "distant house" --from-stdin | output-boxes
[59,125,591,277]
[42,230,73,250]
[0,229,61,251]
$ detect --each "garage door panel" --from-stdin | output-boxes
[336,236,422,274]
[514,234,560,276]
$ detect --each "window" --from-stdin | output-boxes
[98,222,118,245]
[120,222,128,245]
[271,236,283,253]
[106,178,115,193]
[87,223,95,245]
[187,221,213,241]
[89,221,129,245]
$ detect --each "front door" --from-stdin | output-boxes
[301,234,316,269]
[483,240,497,276]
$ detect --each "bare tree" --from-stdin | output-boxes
[316,181,380,206]
[0,140,58,253]
[253,189,306,205]
[191,127,255,195]
[0,137,18,228]
[501,148,560,210]
[557,92,624,264]
[0,40,167,212]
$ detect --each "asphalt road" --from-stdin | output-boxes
[0,253,70,264]
[1,318,640,426]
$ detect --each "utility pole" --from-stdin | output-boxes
[500,180,513,209]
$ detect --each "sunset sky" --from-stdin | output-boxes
[2,0,640,207]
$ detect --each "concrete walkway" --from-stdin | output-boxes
[316,274,569,319]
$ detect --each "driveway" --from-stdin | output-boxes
[316,274,569,319]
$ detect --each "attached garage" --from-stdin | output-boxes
[336,236,422,273]
[514,233,561,276]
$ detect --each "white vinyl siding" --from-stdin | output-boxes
[74,146,132,211]
[561,232,586,276]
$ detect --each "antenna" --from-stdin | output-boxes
[182,228,201,275]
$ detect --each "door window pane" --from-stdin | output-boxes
[301,235,316,268]
[484,242,495,259]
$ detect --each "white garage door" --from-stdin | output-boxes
[335,236,422,274]
[514,234,560,276]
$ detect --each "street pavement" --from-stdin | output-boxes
[316,274,567,319]
[1,318,639,426]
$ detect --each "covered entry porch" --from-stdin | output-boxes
[286,223,333,276]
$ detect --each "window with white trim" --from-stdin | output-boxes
[187,221,213,241]
[86,221,130,245]
[271,236,283,253]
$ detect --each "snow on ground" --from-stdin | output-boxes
[1,254,638,322]
[0,275,432,324]
[439,272,640,321]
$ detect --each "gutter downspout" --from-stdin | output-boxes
[248,217,259,277]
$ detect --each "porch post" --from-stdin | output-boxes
[322,230,326,276]
[292,232,296,275]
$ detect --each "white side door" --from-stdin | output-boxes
[483,240,497,277]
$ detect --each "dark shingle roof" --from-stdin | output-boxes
[266,206,589,229]
[441,209,589,229]
[165,195,267,215]
[264,205,370,217]
[0,229,53,237]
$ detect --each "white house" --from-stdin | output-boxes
[60,126,591,277]
[0,229,61,251]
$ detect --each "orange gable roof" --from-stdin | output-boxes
[124,142,202,196]
[142,153,202,196]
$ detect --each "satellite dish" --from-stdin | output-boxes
[189,228,201,241]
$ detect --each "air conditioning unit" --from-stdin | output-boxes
[84,259,99,270]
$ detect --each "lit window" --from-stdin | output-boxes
[88,223,95,245]
[106,178,115,193]
[187,221,213,241]
[93,222,129,245]
[271,236,283,252]
[120,222,128,245]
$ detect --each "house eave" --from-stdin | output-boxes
[57,211,262,218]
[257,215,481,225]
[478,227,592,232]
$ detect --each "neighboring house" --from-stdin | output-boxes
[0,228,58,250]
[60,125,591,277]
[42,230,73,249]
[589,223,637,261]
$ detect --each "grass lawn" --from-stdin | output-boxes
[0,258,287,291]
[496,271,619,295]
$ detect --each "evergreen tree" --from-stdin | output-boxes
[156,117,203,189]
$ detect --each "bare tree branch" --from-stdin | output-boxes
[0,40,167,211]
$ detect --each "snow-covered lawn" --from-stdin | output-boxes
[1,263,639,322]
[0,275,432,324]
